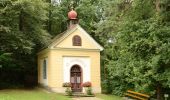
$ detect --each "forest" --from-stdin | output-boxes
[0,0,170,100]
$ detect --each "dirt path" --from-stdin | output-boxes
[72,97,103,100]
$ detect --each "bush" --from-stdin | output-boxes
[62,82,72,96]
[82,82,93,95]
[86,87,93,95]
[65,87,72,96]
[101,79,112,94]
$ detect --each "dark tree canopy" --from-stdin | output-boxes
[0,0,170,99]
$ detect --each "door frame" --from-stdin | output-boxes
[70,64,83,92]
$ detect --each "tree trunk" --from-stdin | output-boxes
[155,0,161,12]
[156,83,163,100]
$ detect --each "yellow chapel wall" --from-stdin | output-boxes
[48,49,101,92]
[37,49,52,85]
[38,49,101,93]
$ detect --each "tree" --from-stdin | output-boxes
[96,0,170,99]
[0,0,51,87]
[47,0,102,37]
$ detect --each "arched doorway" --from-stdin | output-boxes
[70,65,82,92]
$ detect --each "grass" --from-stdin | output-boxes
[0,88,123,100]
[0,88,71,100]
[96,94,123,100]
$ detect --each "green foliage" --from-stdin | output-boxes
[101,80,112,94]
[65,87,72,96]
[48,0,102,36]
[85,87,93,95]
[0,52,11,63]
[0,0,51,87]
[0,0,50,54]
[97,0,170,98]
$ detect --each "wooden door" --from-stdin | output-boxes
[70,65,82,92]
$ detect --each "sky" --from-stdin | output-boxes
[51,0,61,4]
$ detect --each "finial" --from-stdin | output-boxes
[68,1,77,19]
[68,9,77,19]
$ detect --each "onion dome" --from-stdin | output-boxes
[68,9,77,19]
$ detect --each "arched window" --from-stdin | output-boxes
[72,35,82,46]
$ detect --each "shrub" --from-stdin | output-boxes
[101,79,112,94]
[82,82,93,95]
[63,82,72,96]
[65,87,72,96]
[86,87,93,95]
[82,82,92,87]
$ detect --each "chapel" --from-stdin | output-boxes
[37,9,103,93]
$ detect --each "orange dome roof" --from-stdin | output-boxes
[68,10,77,19]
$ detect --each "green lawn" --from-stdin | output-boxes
[0,89,71,100]
[0,89,122,100]
[96,94,123,100]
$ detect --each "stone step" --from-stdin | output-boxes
[72,93,95,97]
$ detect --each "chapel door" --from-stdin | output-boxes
[70,65,82,92]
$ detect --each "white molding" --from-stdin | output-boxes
[63,56,90,83]
[51,47,100,51]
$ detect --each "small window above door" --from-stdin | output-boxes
[72,35,82,46]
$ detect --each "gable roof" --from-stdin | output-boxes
[48,24,103,51]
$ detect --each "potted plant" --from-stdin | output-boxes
[62,82,72,96]
[82,82,93,95]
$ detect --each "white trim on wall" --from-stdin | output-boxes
[63,56,91,83]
